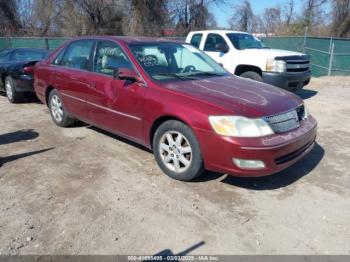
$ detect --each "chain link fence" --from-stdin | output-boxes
[0,37,69,51]
[1,36,350,77]
[262,36,350,77]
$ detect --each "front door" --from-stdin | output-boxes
[84,40,145,143]
[203,33,230,68]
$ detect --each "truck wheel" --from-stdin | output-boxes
[48,89,75,127]
[153,120,204,181]
[240,71,263,82]
[5,76,22,103]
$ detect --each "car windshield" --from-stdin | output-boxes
[128,42,228,81]
[226,33,267,50]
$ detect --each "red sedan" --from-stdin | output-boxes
[34,36,317,181]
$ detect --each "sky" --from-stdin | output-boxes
[211,0,303,28]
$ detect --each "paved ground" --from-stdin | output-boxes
[0,77,349,255]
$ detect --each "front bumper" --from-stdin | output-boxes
[196,116,317,177]
[262,71,311,92]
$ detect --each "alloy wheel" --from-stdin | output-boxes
[50,94,64,122]
[159,131,192,173]
[5,80,13,100]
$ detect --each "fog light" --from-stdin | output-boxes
[233,158,266,169]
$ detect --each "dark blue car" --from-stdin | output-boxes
[0,48,50,103]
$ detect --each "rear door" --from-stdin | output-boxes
[84,40,145,142]
[50,39,95,119]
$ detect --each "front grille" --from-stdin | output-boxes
[264,105,305,133]
[275,55,310,73]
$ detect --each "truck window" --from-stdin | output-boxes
[226,33,265,50]
[190,34,203,48]
[204,34,228,52]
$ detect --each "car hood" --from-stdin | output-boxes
[161,75,303,118]
[242,48,306,59]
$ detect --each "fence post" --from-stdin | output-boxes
[45,38,49,50]
[6,37,11,48]
[303,27,308,52]
[329,38,333,53]
[328,42,335,76]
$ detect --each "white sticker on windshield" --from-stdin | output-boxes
[182,44,201,53]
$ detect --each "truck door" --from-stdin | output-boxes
[202,33,230,69]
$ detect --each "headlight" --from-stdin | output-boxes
[266,59,286,73]
[209,116,274,137]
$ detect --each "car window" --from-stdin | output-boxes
[204,34,228,52]
[52,49,65,65]
[94,41,133,76]
[190,34,203,48]
[60,40,94,70]
[129,43,227,81]
[11,50,47,61]
[173,46,213,72]
[0,49,11,63]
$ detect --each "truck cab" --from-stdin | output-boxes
[186,30,311,92]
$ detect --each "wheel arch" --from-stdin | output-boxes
[1,73,8,86]
[234,64,262,76]
[149,115,191,148]
[45,85,55,106]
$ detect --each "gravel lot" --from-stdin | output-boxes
[0,77,349,255]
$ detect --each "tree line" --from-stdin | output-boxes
[231,0,350,38]
[0,0,349,38]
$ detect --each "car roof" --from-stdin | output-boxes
[189,30,251,35]
[71,35,184,45]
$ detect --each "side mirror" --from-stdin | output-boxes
[113,68,141,82]
[215,43,229,53]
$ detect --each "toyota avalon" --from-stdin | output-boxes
[34,36,317,181]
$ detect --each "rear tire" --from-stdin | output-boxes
[153,120,204,181]
[5,76,22,103]
[48,89,75,127]
[240,71,263,82]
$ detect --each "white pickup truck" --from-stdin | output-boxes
[185,30,311,91]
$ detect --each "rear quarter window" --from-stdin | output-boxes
[190,34,203,48]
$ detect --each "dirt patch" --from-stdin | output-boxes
[0,77,350,254]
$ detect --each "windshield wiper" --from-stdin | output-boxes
[156,73,194,80]
[187,71,226,77]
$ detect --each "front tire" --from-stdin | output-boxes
[153,120,204,181]
[5,76,22,103]
[240,71,263,82]
[48,89,75,127]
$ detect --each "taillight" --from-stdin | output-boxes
[23,66,34,74]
